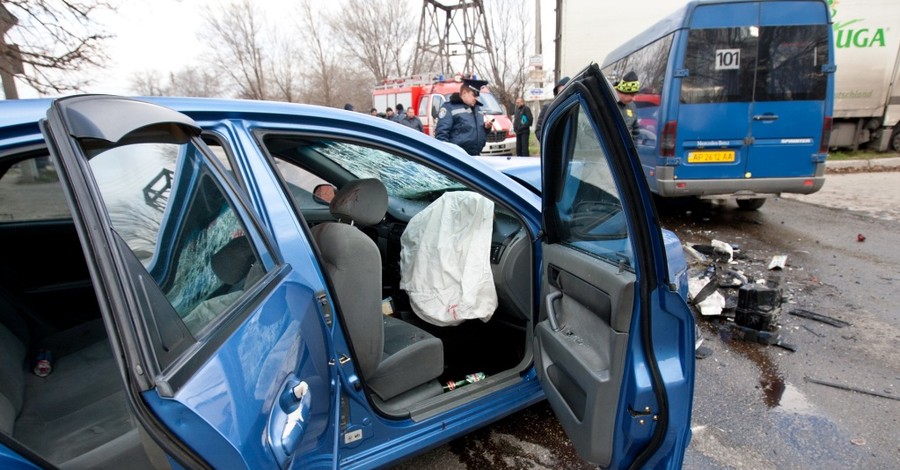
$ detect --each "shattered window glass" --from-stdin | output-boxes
[310,141,465,199]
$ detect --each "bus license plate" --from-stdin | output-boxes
[687,150,735,163]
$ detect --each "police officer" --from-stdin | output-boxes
[434,78,493,156]
[614,71,641,141]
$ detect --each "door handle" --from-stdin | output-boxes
[752,114,779,122]
[545,291,563,332]
[280,381,312,454]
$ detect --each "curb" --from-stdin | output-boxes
[826,157,900,172]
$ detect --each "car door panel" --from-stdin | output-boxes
[536,244,634,468]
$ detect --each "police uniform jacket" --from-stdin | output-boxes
[617,100,640,141]
[434,93,487,156]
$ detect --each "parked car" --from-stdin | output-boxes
[0,65,695,469]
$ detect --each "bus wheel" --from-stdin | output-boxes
[891,127,900,152]
[736,198,766,211]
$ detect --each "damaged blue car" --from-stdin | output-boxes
[0,65,694,469]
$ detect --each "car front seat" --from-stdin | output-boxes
[311,178,444,402]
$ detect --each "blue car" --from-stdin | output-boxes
[0,65,694,469]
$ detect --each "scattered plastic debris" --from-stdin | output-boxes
[718,269,748,287]
[711,239,734,263]
[689,276,726,316]
[692,240,734,263]
[805,377,900,402]
[735,284,782,331]
[773,341,797,352]
[695,346,713,359]
[789,309,851,328]
[850,438,867,446]
[683,244,708,263]
[857,233,866,242]
[768,255,787,270]
[800,324,824,337]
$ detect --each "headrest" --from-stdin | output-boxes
[330,178,388,226]
[211,235,254,285]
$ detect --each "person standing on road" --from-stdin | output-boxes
[385,107,396,121]
[614,71,641,141]
[535,77,570,142]
[434,78,493,156]
[513,97,534,156]
[399,107,424,133]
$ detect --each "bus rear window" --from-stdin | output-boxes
[682,27,757,104]
[755,25,829,101]
[682,25,829,104]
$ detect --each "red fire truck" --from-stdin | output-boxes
[372,74,516,156]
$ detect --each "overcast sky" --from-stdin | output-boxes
[15,0,690,99]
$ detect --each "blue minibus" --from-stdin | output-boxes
[602,0,835,210]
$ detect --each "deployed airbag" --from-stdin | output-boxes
[400,191,498,326]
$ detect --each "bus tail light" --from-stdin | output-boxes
[660,121,677,157]
[819,117,832,154]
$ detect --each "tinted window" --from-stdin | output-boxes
[555,105,634,268]
[90,141,263,336]
[0,156,69,222]
[682,25,829,104]
[603,33,673,96]
[602,33,674,147]
[682,27,758,104]
[755,25,828,101]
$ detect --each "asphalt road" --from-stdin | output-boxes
[663,172,900,469]
[394,170,900,469]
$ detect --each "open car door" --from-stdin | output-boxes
[535,64,695,469]
[40,96,336,469]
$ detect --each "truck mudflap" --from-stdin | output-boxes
[653,163,826,198]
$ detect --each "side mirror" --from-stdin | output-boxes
[312,184,336,205]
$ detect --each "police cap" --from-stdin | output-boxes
[462,78,488,96]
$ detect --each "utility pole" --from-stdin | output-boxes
[0,4,24,100]
[525,0,546,106]
[415,0,496,78]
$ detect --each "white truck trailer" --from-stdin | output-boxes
[554,0,900,151]
[828,0,900,151]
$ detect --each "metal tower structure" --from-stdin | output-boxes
[415,0,496,78]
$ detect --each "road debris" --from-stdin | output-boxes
[695,345,713,360]
[711,239,734,263]
[772,341,797,352]
[689,276,726,316]
[735,284,781,331]
[768,255,787,270]
[857,233,866,242]
[789,309,852,328]
[805,377,900,402]
[800,324,825,337]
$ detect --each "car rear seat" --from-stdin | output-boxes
[0,288,155,469]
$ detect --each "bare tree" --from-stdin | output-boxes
[130,70,166,96]
[1,0,114,97]
[296,0,338,106]
[329,0,418,82]
[476,0,531,111]
[200,0,268,100]
[269,38,303,103]
[131,67,224,97]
